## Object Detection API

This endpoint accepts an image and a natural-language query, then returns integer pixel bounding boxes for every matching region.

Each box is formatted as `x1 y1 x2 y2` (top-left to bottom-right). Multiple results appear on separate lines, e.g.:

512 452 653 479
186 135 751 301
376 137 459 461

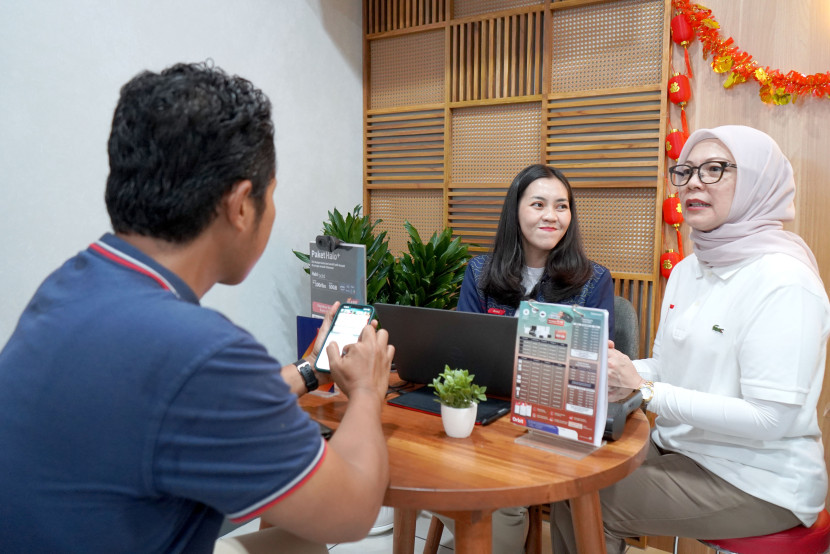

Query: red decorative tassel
675 227 684 258
680 107 689 137
684 47 693 78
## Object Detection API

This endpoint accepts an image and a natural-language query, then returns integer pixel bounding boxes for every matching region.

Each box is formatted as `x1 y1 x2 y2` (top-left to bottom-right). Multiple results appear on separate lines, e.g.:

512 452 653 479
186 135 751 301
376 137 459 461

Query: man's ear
222 180 254 231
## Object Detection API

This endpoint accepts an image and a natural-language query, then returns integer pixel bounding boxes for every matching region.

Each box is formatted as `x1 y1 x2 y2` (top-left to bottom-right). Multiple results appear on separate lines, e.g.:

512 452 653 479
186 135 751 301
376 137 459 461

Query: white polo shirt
634 252 830 526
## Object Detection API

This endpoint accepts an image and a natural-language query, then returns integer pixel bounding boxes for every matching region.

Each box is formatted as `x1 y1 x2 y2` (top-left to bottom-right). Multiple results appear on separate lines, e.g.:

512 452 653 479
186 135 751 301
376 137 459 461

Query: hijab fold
677 125 819 277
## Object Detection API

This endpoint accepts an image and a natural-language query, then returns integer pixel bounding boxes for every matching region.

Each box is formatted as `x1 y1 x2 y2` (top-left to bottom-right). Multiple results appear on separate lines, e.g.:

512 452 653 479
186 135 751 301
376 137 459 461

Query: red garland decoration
672 0 830 104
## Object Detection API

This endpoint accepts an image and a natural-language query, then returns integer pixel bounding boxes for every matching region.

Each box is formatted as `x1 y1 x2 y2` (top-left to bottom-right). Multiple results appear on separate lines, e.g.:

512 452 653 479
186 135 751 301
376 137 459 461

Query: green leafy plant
294 207 472 308
428 365 487 409
390 221 471 309
293 205 395 304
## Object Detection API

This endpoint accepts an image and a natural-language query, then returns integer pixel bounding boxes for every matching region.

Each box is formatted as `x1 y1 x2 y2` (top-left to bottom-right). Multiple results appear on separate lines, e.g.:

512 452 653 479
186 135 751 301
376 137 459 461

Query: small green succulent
429 365 487 409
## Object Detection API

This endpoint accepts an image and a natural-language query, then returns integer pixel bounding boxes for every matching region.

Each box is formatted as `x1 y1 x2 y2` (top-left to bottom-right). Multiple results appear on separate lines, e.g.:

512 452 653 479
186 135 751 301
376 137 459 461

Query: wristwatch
295 358 318 392
638 380 655 407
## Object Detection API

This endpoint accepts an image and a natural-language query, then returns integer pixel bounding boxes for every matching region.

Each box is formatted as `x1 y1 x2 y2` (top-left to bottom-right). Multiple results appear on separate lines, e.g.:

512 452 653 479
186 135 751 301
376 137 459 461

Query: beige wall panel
550 0 665 93
670 0 830 510
370 189 445 255
450 102 543 182
370 30 445 109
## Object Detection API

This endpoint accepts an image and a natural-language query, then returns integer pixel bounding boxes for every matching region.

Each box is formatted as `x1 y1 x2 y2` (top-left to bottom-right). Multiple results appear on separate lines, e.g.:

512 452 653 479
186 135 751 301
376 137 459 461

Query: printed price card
510 301 608 447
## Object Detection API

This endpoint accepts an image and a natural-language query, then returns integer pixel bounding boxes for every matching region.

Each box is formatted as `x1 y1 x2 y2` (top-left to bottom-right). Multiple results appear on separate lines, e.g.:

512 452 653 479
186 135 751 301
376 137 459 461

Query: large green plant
292 206 395 304
390 221 471 309
294 207 472 309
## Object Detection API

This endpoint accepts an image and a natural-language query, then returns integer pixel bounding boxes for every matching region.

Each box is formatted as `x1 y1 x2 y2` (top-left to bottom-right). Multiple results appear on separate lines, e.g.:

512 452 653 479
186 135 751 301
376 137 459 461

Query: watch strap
638 380 655 406
295 358 318 392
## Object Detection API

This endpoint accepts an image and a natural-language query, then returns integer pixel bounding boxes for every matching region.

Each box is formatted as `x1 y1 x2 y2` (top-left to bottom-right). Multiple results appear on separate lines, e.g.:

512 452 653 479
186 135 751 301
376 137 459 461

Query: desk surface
300 378 650 553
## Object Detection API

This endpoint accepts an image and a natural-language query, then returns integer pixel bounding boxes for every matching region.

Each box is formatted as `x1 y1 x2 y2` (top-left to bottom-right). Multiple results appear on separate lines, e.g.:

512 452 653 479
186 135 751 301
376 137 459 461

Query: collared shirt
634 252 830 526
0 233 325 552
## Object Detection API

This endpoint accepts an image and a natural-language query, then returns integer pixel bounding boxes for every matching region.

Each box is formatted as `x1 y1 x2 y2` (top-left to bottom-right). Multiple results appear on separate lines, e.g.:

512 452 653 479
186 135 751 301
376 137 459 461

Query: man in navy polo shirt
0 62 394 553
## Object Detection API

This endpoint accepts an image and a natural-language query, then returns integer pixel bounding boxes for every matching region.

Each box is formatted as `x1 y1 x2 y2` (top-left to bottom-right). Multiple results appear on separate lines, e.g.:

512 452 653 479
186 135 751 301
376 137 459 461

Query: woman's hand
607 340 645 389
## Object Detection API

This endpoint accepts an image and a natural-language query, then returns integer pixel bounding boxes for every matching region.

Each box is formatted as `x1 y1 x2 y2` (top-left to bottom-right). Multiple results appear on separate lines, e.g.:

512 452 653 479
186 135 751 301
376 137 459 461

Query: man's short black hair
105 61 276 243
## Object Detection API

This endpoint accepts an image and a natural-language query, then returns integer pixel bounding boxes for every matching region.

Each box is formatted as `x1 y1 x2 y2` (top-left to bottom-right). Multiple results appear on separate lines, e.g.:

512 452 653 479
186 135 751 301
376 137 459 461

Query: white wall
0 0 364 364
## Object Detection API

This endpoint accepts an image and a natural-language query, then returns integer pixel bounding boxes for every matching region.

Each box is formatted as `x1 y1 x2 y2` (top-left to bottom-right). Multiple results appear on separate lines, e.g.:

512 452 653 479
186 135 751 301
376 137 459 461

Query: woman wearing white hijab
550 125 830 554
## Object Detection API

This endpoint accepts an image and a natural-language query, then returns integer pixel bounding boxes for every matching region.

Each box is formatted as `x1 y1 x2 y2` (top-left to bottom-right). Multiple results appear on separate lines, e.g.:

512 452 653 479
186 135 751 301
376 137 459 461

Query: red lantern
668 73 692 135
665 129 686 161
662 193 685 258
662 194 683 226
668 73 691 105
671 13 695 77
660 249 682 279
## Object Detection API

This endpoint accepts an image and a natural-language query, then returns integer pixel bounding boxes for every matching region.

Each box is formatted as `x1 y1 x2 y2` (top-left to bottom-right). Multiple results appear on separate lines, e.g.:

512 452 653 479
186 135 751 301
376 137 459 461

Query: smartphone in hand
314 304 375 372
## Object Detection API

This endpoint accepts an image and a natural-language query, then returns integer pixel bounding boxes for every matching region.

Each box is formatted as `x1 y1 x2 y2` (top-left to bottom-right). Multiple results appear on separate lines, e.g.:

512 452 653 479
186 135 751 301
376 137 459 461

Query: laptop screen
373 303 518 398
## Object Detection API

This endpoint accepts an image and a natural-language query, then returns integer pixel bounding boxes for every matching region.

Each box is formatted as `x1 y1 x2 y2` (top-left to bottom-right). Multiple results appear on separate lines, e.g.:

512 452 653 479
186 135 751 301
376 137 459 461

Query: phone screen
315 304 375 372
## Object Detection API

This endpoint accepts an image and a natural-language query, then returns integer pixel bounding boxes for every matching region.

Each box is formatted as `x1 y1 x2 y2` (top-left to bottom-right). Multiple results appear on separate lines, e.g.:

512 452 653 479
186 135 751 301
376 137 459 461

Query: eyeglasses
669 161 737 187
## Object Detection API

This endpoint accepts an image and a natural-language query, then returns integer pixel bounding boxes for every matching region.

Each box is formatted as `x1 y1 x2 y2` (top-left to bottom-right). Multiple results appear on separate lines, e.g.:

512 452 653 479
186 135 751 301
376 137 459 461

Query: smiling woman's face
678 139 737 232
518 177 571 267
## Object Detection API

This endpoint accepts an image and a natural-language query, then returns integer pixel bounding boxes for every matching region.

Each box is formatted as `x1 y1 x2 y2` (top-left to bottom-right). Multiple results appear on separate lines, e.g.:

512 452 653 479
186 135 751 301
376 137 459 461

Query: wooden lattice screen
364 0 671 357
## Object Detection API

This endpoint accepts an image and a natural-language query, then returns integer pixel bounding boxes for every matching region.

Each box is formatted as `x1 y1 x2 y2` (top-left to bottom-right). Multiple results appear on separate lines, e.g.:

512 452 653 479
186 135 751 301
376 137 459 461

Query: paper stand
310 384 340 398
515 429 602 460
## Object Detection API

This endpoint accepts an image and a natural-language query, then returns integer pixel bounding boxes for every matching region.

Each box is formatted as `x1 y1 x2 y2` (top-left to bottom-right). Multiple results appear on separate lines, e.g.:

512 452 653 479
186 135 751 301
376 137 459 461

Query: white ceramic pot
440 402 478 438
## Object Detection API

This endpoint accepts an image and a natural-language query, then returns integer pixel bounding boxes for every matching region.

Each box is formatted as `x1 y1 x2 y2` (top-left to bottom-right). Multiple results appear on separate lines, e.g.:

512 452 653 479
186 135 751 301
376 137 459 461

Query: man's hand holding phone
329 323 393 404
308 302 393 403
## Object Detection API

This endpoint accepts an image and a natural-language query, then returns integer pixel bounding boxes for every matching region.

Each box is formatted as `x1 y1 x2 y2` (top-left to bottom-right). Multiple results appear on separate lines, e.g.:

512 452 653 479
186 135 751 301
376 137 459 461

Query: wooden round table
301 385 650 554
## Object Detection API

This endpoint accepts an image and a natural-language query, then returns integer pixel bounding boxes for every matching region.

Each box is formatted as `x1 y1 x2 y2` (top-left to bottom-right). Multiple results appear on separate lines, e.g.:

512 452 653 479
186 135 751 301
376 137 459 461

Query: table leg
440 510 493 554
570 492 606 554
392 508 418 554
525 504 543 554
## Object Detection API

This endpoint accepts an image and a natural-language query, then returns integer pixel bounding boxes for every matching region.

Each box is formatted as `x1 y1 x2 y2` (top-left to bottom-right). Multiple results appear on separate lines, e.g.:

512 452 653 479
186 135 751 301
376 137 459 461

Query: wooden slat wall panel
450 10 544 102
449 102 543 253
575 188 655 276
579 185 656 355
613 277 654 358
364 0 671 359
546 89 663 186
366 0 446 34
454 0 542 19
366 109 445 188
448 185 508 253
550 0 665 93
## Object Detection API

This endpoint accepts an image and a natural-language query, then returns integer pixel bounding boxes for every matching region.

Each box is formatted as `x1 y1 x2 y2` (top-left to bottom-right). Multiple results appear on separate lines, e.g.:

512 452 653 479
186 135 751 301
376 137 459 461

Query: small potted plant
429 365 487 438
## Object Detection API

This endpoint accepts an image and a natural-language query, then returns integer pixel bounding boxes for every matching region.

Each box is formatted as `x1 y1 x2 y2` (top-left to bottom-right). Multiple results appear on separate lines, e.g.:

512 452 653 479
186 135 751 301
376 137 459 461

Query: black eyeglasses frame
669 161 737 187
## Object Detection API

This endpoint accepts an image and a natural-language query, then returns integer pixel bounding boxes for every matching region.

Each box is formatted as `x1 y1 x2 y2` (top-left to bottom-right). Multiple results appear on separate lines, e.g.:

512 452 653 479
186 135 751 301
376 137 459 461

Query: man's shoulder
31 249 254 364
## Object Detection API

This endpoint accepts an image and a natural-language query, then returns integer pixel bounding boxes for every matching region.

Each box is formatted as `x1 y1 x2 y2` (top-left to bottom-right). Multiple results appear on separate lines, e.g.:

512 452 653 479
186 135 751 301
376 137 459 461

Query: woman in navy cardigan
451 163 615 553
457 163 614 335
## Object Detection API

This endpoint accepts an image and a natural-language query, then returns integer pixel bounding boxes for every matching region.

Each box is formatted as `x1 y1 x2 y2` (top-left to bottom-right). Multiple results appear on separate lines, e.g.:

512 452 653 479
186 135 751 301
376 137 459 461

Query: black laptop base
387 387 511 426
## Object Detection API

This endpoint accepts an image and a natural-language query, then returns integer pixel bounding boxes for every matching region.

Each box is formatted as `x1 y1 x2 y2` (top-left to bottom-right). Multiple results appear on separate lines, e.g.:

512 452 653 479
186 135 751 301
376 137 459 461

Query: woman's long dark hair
480 164 593 307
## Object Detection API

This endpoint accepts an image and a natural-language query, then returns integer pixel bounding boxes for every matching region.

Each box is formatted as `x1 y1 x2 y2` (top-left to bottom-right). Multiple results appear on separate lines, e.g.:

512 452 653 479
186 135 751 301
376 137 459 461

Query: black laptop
374 303 518 398
374 303 640 437
374 303 517 424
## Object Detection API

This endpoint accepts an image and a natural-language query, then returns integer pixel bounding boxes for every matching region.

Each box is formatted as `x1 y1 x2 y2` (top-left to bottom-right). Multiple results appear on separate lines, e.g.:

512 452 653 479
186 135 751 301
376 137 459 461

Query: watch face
639 383 653 403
